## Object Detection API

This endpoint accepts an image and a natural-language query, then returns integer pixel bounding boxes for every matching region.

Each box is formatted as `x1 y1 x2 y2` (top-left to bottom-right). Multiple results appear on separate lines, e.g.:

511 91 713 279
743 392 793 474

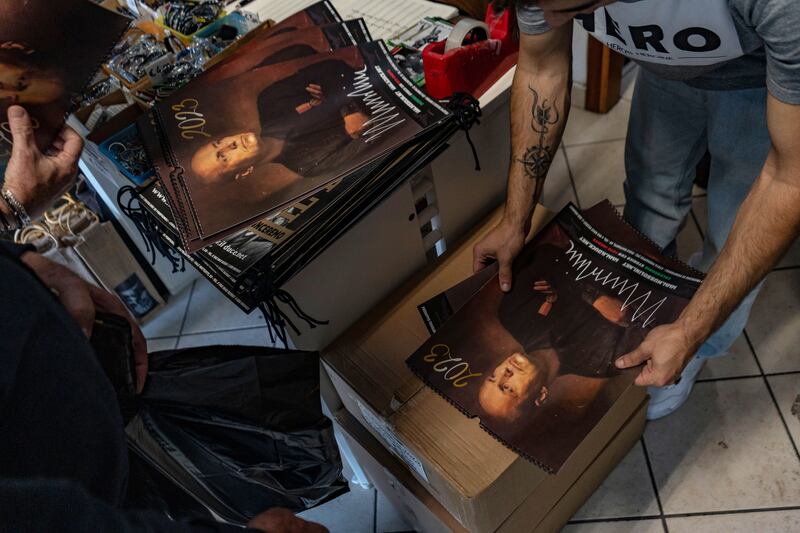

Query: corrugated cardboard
498 401 646 532
321 205 647 532
335 407 466 533
335 399 647 533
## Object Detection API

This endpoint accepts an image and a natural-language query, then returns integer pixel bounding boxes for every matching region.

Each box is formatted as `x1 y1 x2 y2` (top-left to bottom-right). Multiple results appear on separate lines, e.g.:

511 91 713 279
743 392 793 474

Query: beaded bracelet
1 188 31 228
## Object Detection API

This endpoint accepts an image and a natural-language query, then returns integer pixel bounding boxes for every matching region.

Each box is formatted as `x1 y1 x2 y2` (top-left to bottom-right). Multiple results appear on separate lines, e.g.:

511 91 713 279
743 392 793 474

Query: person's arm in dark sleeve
0 240 33 259
0 479 254 533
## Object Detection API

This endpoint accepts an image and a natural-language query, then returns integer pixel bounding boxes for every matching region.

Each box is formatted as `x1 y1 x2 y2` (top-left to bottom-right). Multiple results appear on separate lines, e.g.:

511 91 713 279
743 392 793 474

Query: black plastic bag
122 345 348 525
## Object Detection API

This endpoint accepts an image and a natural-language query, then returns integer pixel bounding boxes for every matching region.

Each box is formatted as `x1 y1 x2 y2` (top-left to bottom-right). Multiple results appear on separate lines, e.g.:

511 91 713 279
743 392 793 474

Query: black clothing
256 59 358 176
498 244 643 378
255 44 318 68
0 241 243 532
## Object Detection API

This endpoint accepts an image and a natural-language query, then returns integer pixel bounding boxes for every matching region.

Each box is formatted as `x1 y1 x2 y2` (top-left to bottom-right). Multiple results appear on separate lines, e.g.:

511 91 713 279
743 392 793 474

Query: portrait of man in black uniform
172 49 375 236
191 59 370 185
407 205 693 471
478 237 646 423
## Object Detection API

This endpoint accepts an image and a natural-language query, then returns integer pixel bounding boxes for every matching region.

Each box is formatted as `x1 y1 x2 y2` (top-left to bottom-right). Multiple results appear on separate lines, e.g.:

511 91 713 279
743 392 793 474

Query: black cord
446 93 483 171
117 186 186 273
254 262 329 347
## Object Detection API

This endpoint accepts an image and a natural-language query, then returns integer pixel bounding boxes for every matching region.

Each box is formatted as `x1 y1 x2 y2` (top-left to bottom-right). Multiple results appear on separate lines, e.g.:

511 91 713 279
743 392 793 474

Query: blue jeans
623 68 770 359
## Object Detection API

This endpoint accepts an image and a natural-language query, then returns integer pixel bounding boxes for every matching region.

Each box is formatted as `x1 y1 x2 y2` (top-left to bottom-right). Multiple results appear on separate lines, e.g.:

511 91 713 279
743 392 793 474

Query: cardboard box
321 206 647 532
335 400 647 533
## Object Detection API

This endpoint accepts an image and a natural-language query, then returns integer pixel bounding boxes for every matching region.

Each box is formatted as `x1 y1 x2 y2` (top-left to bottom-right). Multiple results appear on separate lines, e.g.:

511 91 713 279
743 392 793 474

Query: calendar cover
408 202 704 473
0 0 129 166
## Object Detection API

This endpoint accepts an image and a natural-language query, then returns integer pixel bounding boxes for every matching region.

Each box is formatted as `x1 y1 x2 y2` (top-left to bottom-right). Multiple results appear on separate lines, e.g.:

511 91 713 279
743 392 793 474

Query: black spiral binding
254 265 329 348
117 186 185 273
149 106 198 239
447 93 483 171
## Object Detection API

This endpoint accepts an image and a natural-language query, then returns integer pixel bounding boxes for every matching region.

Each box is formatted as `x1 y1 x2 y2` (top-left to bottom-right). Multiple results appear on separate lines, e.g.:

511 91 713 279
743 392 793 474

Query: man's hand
20 252 148 392
306 83 324 106
474 29 572 293
3 105 83 218
614 321 702 387
248 508 328 533
593 295 628 325
533 280 557 301
473 220 527 292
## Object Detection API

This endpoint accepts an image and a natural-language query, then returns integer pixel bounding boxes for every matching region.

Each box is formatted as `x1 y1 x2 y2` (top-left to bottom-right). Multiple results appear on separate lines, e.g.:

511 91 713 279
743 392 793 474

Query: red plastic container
422 3 518 99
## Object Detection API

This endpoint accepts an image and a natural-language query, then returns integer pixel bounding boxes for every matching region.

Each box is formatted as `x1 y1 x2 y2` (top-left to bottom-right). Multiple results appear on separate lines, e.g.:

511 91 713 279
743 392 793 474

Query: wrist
500 207 531 234
1 186 32 227
675 315 710 353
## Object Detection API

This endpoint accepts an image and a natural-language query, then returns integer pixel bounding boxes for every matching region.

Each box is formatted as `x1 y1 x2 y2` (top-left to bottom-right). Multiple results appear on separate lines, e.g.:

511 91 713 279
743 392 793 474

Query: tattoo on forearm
517 86 560 197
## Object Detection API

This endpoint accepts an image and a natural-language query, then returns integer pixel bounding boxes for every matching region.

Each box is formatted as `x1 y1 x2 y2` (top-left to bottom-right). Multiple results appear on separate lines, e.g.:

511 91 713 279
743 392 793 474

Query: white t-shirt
516 0 800 103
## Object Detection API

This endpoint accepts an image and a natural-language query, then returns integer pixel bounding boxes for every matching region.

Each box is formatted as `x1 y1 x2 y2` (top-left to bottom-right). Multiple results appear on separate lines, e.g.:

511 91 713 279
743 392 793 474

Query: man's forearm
502 27 572 230
503 64 571 228
677 150 800 344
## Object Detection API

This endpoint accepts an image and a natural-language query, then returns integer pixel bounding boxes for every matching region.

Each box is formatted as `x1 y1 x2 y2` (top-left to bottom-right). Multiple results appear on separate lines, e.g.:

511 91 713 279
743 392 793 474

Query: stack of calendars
129 1 477 335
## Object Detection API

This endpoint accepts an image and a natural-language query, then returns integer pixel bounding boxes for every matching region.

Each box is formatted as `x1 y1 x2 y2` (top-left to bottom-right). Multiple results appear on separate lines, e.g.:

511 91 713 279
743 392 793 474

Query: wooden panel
585 38 624 114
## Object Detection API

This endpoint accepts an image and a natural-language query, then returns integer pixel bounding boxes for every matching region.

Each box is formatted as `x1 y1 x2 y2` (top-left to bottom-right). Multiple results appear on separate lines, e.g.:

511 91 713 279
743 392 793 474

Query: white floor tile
176 327 272 349
667 510 800 532
644 378 800 514
146 336 177 352
376 491 411 532
675 216 703 264
691 196 707 236
540 147 578 212
776 236 800 269
563 519 664 533
566 140 627 207
746 271 800 374
141 281 193 339
563 100 631 147
181 278 265 334
572 441 660 520
692 184 707 197
622 72 637 102
298 485 375 533
766 373 800 450
698 336 760 380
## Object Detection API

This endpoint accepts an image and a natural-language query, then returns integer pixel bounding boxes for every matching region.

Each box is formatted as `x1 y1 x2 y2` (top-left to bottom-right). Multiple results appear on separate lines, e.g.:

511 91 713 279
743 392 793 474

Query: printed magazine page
407 202 703 472
141 40 451 251
0 0 129 166
202 20 371 85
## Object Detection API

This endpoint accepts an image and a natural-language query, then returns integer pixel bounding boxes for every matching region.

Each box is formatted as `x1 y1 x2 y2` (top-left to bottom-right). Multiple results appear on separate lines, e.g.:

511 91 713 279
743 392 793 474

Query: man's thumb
8 106 36 153
498 260 513 293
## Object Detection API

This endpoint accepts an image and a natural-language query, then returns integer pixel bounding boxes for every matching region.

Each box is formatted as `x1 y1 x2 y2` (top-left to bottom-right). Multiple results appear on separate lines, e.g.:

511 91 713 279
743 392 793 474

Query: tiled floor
145 75 800 532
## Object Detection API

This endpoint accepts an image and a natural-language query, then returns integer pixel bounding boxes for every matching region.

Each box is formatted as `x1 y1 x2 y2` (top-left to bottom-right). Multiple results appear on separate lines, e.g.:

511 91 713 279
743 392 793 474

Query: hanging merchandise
100 124 156 185
13 194 101 284
161 1 225 42
107 33 172 86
